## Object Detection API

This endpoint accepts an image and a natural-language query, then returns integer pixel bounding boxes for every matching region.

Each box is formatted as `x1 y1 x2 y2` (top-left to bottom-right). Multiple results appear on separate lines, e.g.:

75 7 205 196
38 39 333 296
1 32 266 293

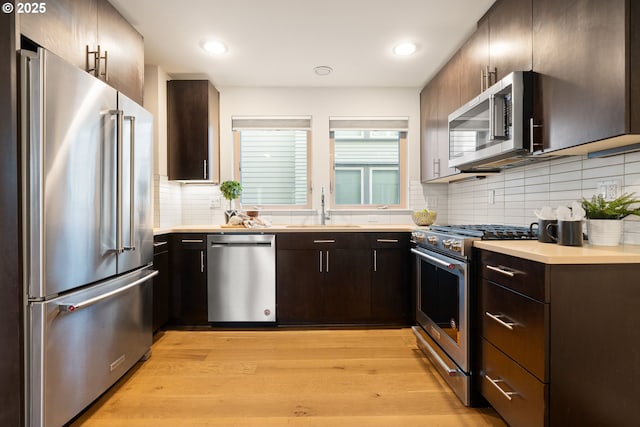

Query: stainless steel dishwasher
207 234 276 322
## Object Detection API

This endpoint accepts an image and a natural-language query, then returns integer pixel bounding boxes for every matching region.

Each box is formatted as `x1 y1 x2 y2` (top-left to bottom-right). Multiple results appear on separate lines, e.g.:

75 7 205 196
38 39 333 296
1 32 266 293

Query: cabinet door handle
486 264 516 277
326 250 329 273
153 241 168 247
485 375 517 401
200 250 204 273
319 250 323 273
373 249 377 272
485 311 516 330
529 117 544 153
203 159 207 180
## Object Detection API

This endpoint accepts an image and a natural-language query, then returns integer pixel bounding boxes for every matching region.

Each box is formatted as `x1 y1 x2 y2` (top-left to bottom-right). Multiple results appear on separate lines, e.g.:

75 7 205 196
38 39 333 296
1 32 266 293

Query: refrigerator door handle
110 108 125 254
123 115 136 251
58 270 158 313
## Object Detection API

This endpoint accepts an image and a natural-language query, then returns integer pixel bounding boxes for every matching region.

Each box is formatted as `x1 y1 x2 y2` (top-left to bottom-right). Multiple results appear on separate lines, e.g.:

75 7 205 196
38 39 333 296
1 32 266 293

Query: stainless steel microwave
448 71 534 171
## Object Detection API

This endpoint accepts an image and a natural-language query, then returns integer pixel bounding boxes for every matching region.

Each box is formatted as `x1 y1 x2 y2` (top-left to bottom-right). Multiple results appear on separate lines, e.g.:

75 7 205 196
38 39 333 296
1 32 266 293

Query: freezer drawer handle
58 270 158 313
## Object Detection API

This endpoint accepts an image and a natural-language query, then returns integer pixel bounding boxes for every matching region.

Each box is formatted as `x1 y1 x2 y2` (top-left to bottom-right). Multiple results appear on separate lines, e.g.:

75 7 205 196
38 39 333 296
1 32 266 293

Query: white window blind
233 117 311 207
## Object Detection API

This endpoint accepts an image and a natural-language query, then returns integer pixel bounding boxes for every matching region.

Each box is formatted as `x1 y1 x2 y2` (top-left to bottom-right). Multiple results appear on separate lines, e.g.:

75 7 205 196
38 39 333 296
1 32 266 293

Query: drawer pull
182 239 204 243
313 239 336 244
485 375 517 401
485 311 516 330
486 264 516 277
153 241 168 247
376 239 399 243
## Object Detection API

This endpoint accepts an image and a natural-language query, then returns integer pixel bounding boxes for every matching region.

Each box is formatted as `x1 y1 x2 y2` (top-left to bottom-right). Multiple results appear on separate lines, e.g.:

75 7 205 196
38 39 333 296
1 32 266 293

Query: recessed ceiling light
393 42 417 56
202 40 227 55
313 65 333 76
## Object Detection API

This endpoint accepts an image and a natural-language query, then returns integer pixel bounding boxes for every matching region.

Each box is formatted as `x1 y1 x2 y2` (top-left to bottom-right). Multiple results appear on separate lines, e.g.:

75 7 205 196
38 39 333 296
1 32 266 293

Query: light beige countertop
154 224 414 235
474 240 640 264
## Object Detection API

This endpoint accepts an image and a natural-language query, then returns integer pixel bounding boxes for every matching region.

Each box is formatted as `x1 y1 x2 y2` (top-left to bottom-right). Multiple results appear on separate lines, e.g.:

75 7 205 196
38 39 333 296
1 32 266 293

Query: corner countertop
154 224 414 235
474 240 640 264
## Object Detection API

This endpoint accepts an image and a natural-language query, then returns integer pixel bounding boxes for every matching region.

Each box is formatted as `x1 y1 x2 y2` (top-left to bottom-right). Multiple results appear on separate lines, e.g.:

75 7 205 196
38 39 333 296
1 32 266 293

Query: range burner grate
430 224 537 240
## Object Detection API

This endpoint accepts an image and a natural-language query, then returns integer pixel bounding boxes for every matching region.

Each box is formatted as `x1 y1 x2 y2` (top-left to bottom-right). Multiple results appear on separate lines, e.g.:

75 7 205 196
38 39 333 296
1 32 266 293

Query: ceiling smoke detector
313 66 333 76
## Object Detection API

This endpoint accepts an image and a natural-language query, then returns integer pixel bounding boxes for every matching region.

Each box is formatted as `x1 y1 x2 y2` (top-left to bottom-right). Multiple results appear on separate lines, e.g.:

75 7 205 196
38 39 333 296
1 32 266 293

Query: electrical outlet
488 189 495 205
597 180 621 200
606 181 619 200
210 196 221 209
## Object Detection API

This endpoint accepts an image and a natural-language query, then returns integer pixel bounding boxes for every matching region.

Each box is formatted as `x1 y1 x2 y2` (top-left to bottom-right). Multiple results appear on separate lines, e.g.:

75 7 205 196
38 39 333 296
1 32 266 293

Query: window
233 117 311 208
330 117 407 208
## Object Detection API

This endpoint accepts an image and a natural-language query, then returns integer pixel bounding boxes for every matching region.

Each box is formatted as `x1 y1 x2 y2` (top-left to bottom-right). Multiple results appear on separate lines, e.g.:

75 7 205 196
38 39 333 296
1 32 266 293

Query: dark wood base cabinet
152 234 170 332
276 232 410 326
170 234 208 326
478 249 640 427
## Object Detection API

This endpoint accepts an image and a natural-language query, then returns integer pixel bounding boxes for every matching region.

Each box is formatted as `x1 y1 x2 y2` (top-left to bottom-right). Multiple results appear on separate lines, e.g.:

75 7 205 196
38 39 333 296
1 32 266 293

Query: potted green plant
581 192 640 246
220 180 243 223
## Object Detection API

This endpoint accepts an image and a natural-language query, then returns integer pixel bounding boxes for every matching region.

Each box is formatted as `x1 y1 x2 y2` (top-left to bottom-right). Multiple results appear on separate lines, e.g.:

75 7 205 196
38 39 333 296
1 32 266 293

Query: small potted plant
219 180 243 223
581 192 640 246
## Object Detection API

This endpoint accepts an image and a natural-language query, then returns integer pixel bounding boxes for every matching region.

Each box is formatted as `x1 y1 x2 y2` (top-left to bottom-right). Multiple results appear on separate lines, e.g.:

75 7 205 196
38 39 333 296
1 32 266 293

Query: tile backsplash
155 151 640 244
447 151 640 244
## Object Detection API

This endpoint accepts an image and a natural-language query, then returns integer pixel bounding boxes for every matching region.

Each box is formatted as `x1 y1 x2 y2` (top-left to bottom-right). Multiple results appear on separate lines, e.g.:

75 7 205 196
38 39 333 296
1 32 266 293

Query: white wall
176 86 445 226
145 65 182 228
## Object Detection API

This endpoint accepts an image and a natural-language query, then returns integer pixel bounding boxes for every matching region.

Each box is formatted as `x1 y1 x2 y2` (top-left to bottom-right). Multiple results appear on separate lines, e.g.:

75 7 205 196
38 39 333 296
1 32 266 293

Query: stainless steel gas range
410 225 536 406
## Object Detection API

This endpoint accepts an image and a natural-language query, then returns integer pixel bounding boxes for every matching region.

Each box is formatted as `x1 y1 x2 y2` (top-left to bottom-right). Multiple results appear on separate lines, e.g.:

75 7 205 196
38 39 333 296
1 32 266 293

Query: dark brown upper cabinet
96 0 144 104
533 0 640 154
488 0 533 82
422 57 461 183
459 0 532 106
20 0 144 104
459 18 489 105
167 80 220 182
20 0 98 72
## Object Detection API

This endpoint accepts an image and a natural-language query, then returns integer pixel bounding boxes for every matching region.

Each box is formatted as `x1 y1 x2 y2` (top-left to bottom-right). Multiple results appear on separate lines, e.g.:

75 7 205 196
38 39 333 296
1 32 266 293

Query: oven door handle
411 248 456 270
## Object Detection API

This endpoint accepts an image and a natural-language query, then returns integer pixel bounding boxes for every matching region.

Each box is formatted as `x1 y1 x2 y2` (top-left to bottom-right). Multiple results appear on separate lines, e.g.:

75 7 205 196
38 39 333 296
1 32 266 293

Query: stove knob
443 239 452 249
451 241 462 252
427 236 438 245
411 232 425 242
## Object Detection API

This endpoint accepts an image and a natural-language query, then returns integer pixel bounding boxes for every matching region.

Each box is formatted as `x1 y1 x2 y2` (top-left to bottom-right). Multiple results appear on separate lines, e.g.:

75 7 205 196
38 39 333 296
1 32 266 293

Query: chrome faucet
320 187 330 225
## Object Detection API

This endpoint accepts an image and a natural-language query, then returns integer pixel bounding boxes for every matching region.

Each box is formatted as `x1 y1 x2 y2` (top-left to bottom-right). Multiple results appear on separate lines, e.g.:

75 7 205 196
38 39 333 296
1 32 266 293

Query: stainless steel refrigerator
21 47 157 427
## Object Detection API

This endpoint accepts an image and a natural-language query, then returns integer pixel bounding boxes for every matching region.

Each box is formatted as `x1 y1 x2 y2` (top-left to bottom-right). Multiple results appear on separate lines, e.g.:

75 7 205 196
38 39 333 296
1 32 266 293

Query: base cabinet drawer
481 338 546 427
482 279 546 381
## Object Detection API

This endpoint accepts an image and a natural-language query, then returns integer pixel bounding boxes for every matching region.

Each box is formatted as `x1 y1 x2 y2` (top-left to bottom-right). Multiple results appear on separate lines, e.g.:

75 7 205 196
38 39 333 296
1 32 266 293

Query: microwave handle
489 94 495 140
490 93 507 141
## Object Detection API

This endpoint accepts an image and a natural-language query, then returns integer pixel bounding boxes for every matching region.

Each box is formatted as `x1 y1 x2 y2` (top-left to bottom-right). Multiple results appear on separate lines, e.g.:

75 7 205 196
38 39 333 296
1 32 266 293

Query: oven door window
419 260 462 345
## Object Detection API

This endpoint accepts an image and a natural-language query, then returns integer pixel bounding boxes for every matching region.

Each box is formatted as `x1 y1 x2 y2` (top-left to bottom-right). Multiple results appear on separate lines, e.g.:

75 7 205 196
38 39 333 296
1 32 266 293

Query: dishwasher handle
209 242 273 247
207 235 275 246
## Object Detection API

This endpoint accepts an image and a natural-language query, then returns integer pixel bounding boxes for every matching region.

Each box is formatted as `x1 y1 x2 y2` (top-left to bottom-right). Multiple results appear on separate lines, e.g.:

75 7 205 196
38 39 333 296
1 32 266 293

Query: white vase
587 219 623 246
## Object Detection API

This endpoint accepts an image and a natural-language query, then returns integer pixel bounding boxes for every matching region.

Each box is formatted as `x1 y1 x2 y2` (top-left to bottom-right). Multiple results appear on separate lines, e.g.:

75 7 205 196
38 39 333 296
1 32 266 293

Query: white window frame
329 117 408 209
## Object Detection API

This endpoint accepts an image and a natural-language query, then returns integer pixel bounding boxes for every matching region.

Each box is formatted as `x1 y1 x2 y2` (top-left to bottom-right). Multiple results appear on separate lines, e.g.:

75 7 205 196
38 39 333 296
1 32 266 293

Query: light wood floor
70 328 507 427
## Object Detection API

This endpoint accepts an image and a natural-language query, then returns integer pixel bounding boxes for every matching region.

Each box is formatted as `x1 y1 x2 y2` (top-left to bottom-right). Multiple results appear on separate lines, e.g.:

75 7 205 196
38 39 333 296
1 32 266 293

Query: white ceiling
109 0 495 88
